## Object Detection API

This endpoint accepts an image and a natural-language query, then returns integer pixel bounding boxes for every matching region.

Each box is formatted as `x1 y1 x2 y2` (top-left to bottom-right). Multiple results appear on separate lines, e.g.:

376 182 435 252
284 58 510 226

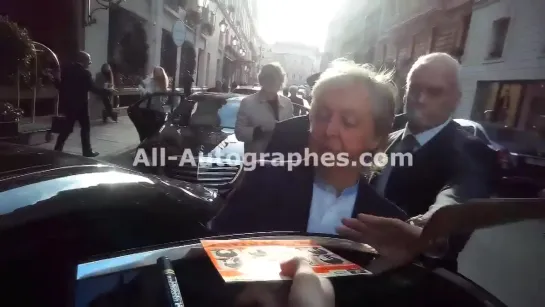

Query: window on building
488 17 510 59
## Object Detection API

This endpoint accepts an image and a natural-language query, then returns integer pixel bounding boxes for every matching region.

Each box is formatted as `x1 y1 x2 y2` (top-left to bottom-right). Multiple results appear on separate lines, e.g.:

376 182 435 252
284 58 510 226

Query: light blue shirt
376 119 451 196
306 178 359 235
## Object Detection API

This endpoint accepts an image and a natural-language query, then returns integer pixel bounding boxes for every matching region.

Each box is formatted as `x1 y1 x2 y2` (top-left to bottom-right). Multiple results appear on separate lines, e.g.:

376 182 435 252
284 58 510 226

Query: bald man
54 51 111 157
370 53 494 272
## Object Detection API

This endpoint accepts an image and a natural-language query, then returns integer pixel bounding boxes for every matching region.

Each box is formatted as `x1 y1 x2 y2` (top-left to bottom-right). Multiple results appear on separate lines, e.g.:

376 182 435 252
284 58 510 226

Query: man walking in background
54 51 112 157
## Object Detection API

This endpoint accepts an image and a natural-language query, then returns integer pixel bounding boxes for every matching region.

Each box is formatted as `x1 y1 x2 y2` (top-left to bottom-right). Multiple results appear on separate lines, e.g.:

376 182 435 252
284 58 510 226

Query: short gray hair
311 58 397 139
258 62 286 86
406 52 461 91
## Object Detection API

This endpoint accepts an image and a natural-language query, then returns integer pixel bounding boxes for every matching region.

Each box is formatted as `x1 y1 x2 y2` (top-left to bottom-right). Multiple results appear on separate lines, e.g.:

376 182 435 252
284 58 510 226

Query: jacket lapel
283 165 315 231
368 130 404 184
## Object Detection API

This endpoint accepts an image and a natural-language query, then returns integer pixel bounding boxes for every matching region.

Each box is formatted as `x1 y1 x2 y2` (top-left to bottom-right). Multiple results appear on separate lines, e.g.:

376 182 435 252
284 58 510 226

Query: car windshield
189 96 241 129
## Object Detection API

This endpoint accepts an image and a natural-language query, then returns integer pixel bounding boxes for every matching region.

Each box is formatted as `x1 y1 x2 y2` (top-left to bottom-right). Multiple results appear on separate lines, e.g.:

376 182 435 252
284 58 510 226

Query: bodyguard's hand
336 214 423 265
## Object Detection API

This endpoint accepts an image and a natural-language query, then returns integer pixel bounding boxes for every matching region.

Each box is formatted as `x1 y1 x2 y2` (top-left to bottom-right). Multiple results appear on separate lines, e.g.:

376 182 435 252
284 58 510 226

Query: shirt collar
258 91 278 103
403 118 451 147
314 176 359 196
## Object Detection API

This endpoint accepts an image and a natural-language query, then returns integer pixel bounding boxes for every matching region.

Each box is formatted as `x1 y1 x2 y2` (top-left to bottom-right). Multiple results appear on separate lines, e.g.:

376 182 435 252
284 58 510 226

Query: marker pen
157 256 185 307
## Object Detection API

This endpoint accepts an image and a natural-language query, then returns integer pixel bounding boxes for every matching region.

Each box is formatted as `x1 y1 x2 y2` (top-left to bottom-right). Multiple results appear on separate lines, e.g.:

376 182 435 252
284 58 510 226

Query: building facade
262 42 320 86
326 0 473 112
83 0 259 88
458 0 545 135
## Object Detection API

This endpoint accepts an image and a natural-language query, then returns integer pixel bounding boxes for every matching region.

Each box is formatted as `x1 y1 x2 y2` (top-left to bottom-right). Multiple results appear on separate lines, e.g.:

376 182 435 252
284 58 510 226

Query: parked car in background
134 92 245 195
232 85 261 95
454 119 545 197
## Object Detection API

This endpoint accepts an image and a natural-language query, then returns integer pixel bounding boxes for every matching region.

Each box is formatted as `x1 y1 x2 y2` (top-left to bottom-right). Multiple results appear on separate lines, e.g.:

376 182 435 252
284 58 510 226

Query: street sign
172 20 186 47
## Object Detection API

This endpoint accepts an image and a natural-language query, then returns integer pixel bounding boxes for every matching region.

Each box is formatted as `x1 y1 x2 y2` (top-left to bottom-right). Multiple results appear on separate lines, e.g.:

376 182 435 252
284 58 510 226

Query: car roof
0 142 104 180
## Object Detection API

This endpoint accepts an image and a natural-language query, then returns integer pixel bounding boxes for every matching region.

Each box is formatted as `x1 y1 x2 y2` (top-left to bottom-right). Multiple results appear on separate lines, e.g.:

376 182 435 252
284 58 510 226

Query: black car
0 142 223 305
130 92 246 195
0 144 513 307
455 119 545 197
73 233 508 307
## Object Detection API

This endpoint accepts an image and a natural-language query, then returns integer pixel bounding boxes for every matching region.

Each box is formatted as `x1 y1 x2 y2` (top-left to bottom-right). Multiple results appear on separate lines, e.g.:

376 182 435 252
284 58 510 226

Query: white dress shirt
306 179 359 235
376 119 452 196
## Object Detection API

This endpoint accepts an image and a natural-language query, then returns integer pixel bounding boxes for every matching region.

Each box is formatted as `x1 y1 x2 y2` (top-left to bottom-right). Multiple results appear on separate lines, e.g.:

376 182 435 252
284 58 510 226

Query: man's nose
325 117 341 136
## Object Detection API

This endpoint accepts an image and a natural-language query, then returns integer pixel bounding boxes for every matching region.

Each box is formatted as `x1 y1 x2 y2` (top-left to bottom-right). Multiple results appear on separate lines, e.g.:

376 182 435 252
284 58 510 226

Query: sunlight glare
257 0 346 51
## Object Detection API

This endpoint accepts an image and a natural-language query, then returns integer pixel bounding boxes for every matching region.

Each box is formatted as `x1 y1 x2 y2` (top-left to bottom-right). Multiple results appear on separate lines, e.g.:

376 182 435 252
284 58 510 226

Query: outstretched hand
336 214 423 265
236 258 334 307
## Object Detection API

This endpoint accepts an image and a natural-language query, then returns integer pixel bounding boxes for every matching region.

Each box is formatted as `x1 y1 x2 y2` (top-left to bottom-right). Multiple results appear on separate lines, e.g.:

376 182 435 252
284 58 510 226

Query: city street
36 116 140 161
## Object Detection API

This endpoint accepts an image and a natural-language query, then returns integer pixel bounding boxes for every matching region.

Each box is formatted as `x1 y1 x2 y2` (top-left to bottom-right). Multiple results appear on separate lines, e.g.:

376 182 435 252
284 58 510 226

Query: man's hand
281 258 334 307
336 214 423 266
236 258 334 307
407 214 428 227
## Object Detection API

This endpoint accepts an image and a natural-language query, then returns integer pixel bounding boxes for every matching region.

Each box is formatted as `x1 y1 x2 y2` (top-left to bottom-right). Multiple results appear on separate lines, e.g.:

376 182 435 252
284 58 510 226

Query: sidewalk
36 116 140 159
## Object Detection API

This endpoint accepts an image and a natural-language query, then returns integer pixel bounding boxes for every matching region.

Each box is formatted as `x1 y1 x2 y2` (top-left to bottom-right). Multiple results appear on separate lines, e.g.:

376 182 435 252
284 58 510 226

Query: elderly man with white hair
212 59 408 235
340 52 493 272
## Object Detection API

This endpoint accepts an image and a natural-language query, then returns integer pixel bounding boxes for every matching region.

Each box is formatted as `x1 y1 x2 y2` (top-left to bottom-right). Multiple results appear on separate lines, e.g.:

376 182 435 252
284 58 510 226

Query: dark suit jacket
58 63 107 114
371 121 493 268
212 163 408 235
392 113 408 131
371 121 492 217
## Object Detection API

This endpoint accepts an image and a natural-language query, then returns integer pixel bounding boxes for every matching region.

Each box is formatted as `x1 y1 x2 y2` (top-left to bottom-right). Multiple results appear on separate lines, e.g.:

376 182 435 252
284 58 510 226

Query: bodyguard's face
405 63 459 130
310 85 379 160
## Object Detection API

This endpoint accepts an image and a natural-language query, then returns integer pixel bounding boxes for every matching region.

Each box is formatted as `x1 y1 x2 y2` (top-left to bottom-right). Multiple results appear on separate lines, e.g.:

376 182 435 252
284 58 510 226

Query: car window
217 98 241 129
481 123 544 153
189 97 241 129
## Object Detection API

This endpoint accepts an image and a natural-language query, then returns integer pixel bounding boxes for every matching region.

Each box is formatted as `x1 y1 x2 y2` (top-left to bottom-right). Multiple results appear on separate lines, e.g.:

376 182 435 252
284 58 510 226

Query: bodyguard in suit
371 53 493 271
212 60 407 235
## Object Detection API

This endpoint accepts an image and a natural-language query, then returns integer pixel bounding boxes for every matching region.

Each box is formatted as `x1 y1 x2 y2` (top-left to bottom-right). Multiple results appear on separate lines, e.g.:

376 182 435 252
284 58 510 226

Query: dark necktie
394 134 419 154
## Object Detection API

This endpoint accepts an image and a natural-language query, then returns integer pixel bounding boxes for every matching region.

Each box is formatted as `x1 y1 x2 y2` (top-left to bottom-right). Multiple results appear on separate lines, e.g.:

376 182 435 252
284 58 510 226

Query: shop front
471 80 545 134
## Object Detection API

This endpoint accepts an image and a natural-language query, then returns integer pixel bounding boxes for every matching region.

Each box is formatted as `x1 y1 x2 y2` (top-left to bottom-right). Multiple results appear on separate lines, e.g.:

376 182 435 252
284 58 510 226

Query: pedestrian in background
54 51 112 157
138 66 170 113
95 63 118 123
234 62 293 154
288 85 305 116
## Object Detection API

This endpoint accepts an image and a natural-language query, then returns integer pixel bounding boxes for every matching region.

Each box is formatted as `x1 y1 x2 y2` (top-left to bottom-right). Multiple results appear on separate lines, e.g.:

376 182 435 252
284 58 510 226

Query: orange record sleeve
201 239 371 282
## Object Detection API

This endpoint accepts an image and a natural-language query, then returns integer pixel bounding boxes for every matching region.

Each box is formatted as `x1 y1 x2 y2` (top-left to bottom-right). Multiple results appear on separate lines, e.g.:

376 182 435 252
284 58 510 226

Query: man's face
261 74 283 94
310 84 379 160
404 62 459 130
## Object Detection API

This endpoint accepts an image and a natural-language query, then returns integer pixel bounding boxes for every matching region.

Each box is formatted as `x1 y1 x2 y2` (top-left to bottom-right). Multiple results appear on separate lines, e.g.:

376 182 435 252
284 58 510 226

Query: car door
128 94 174 142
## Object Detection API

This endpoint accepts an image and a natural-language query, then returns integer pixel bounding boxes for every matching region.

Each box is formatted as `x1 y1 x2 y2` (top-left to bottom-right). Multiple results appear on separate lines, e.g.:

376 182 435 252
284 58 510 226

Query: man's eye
342 116 358 128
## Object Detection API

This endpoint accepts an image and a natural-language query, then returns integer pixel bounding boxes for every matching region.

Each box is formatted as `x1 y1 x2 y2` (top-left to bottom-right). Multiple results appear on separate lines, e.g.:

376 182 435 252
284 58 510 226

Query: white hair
406 52 461 91
311 58 397 138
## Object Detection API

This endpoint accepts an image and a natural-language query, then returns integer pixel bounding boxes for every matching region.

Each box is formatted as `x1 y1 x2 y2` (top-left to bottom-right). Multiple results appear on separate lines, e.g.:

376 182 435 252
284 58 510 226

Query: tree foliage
0 15 35 86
